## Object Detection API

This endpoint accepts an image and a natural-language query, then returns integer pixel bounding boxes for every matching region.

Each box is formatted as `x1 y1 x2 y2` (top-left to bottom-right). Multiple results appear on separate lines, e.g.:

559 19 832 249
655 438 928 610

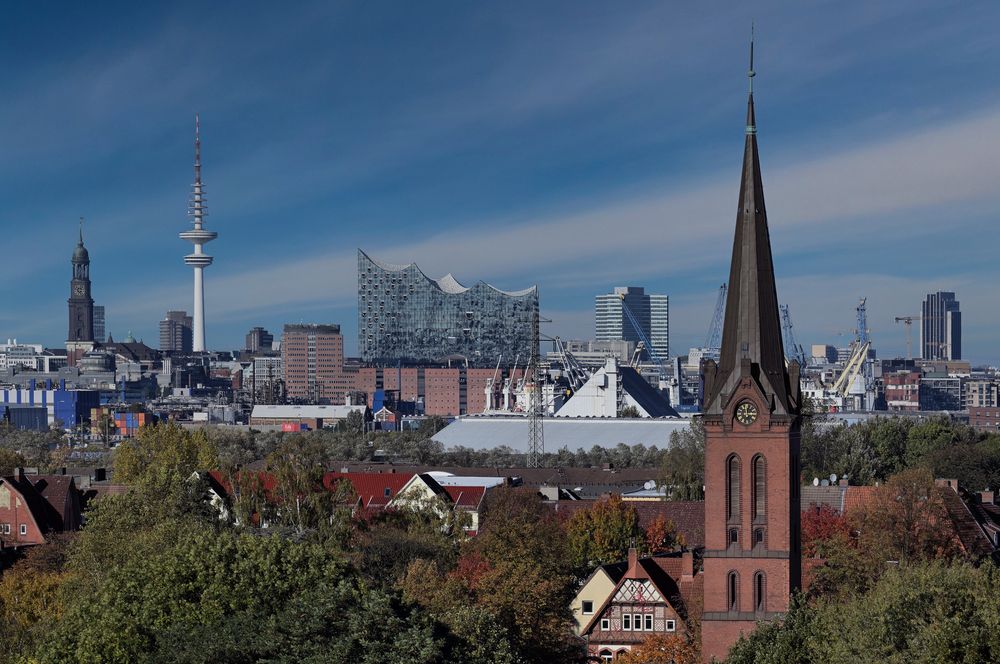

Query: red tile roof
323 472 414 508
442 485 486 509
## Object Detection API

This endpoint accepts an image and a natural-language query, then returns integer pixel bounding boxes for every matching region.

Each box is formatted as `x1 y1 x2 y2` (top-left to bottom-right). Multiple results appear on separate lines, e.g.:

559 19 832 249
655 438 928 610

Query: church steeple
703 37 797 417
699 36 802 662
68 218 95 346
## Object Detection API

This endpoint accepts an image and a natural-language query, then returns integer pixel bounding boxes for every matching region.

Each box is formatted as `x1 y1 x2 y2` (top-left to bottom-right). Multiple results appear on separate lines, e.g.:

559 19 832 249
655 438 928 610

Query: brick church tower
699 44 802 662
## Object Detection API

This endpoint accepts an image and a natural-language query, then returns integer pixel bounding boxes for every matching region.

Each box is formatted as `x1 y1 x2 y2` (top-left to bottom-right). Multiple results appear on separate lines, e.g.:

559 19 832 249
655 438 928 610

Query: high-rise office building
160 311 193 353
357 250 538 366
282 323 349 404
595 287 669 361
245 327 274 353
93 305 106 343
920 291 961 360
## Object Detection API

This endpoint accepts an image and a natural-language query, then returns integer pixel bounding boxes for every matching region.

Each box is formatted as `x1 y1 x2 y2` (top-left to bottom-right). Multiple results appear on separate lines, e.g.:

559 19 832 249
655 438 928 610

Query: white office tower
179 115 217 352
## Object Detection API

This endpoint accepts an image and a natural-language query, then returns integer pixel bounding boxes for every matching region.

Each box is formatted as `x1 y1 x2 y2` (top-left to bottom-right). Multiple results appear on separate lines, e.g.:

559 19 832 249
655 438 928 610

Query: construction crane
704 284 727 354
618 293 669 379
779 304 808 367
894 315 921 360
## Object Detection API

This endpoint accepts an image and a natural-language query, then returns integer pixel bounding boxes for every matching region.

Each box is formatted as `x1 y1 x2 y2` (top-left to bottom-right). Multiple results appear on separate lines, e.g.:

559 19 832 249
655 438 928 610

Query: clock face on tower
73 284 86 296
735 400 758 426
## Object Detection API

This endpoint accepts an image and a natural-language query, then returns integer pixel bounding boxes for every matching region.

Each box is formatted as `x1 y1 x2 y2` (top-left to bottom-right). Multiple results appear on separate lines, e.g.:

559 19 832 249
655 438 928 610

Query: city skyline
2 2 1000 362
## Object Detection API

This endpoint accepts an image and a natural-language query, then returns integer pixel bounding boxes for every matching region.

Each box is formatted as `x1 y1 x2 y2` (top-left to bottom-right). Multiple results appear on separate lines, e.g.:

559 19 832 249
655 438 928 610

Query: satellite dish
830 474 838 484
812 477 819 487
644 480 656 490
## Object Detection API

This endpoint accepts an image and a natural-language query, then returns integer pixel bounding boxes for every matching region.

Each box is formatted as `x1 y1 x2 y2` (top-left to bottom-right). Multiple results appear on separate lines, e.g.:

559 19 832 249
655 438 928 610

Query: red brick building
424 368 460 416
698 69 802 662
282 324 349 404
464 368 496 415
970 406 1000 432
0 470 82 551
884 370 921 412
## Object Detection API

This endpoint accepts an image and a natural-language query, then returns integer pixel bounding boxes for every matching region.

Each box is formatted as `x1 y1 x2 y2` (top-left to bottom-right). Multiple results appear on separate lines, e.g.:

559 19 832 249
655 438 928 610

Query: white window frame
633 613 642 631
19 524 27 536
644 614 653 631
600 618 610 631
622 614 631 630
1 523 9 534
582 600 594 615
666 619 676 632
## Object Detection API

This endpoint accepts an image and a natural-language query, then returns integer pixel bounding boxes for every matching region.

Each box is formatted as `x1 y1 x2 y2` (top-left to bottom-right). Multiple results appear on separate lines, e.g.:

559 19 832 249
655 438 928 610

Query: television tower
179 115 217 352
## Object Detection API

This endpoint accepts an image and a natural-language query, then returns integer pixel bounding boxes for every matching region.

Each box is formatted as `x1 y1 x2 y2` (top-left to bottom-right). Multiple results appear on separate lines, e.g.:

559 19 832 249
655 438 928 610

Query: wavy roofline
359 249 537 298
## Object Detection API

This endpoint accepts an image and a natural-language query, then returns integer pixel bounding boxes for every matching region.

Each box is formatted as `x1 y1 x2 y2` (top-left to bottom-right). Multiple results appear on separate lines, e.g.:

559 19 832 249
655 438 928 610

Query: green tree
659 420 705 499
566 494 643 574
0 448 26 475
112 421 218 488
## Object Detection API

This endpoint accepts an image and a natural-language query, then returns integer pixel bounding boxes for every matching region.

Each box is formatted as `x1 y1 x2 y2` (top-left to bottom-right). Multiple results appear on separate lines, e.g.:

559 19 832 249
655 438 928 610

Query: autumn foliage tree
617 633 700 664
566 494 643 574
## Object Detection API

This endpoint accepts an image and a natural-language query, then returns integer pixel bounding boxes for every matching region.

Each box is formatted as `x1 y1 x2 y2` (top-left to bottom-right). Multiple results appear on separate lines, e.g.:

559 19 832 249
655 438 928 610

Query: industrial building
0 381 100 428
432 416 689 451
595 287 669 361
555 358 678 418
357 249 538 367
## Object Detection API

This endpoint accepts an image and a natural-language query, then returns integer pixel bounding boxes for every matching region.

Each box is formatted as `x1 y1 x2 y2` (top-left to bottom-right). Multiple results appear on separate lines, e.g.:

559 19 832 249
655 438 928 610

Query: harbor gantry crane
893 315 922 360
704 284 727 356
832 297 876 409
779 304 808 367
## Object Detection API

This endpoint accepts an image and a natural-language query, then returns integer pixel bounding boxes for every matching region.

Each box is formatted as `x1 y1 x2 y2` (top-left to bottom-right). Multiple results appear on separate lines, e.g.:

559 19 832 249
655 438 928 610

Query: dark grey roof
620 367 679 418
703 91 796 417
432 416 690 451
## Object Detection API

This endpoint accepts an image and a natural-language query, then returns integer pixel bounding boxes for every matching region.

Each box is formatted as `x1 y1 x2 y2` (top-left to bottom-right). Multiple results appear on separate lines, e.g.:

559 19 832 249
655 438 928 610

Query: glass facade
595 287 669 361
358 250 538 367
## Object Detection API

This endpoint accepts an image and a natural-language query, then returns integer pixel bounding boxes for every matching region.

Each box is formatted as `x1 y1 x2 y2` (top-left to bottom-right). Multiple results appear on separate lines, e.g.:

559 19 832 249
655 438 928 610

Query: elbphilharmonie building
358 250 538 367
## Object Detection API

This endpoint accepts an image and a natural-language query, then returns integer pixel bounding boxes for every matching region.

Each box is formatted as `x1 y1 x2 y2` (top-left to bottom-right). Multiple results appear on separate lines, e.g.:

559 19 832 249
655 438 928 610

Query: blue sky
2 1 999 364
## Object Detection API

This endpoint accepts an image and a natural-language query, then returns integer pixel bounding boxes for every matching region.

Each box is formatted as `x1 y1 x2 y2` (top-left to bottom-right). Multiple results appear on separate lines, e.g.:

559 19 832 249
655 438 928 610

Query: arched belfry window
754 572 766 613
728 571 739 612
752 455 766 521
727 454 741 523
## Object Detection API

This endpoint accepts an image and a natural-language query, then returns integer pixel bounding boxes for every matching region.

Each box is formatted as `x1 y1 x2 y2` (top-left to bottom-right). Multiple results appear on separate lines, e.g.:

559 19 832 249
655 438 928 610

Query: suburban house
203 469 497 534
391 472 500 534
574 548 700 661
0 469 83 552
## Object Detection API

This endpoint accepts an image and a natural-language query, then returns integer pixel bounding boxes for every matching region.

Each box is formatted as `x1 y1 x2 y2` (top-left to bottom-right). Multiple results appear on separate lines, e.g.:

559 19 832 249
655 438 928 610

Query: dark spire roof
703 43 797 417
72 217 89 263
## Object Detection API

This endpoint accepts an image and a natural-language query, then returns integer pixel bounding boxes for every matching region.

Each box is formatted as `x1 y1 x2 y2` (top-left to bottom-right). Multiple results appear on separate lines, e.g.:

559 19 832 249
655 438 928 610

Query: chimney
838 478 849 488
627 547 638 569
681 551 694 579
980 491 994 505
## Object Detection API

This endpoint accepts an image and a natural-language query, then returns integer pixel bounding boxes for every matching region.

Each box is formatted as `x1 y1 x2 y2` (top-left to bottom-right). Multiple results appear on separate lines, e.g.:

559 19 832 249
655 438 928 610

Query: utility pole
526 298 544 468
